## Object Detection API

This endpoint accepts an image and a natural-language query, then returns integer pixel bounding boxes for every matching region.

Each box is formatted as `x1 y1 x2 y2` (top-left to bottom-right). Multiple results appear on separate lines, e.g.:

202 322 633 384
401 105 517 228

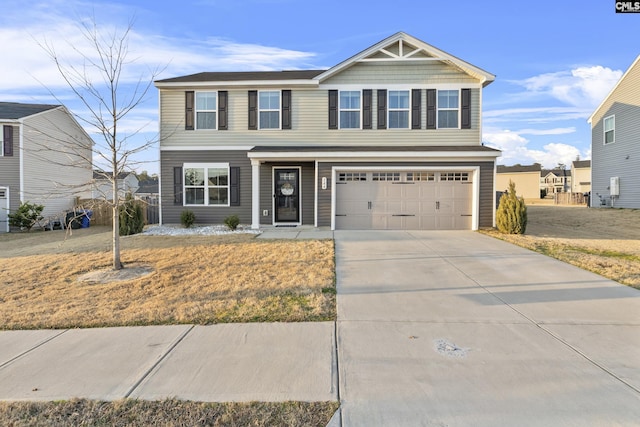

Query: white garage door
335 171 473 230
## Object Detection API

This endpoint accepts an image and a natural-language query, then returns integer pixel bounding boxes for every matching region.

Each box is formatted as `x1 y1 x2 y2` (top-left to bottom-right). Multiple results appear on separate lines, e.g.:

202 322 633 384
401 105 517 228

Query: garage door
335 171 473 230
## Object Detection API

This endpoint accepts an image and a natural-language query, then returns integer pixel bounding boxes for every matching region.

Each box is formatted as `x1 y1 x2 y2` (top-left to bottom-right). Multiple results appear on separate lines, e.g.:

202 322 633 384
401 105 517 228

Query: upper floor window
388 90 410 129
196 92 217 130
438 90 459 128
259 91 281 129
183 163 229 206
604 115 615 144
340 91 361 129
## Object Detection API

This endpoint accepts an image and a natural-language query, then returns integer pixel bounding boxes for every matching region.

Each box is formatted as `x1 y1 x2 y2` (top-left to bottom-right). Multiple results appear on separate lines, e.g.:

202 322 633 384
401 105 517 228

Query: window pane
604 116 614 132
340 111 360 128
340 91 360 109
259 91 280 110
605 130 614 144
389 91 409 109
438 111 458 128
389 111 409 128
208 168 228 186
196 92 216 110
184 168 205 186
208 188 228 205
260 111 280 129
197 112 216 129
438 90 458 108
185 188 205 205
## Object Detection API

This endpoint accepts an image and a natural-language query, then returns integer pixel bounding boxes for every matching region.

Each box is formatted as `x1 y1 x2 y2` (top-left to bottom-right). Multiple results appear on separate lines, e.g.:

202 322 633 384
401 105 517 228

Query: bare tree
39 17 161 270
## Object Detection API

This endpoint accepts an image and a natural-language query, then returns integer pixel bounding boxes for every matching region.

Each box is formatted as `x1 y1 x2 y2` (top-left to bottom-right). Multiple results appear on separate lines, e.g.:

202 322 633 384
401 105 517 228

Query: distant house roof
93 170 136 180
137 179 159 194
572 160 591 169
542 169 570 177
496 164 541 173
156 70 325 84
0 102 59 120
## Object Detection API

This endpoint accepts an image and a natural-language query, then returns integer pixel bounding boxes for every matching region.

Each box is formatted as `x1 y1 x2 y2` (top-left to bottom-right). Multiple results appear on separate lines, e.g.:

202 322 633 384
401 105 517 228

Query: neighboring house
496 164 541 200
588 55 640 208
90 170 139 200
540 169 571 195
155 32 501 230
571 160 591 194
0 102 93 232
135 176 159 202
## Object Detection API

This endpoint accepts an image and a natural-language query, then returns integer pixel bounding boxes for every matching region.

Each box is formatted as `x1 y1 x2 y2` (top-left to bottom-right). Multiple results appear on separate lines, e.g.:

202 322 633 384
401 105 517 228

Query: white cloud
514 66 623 108
483 106 593 124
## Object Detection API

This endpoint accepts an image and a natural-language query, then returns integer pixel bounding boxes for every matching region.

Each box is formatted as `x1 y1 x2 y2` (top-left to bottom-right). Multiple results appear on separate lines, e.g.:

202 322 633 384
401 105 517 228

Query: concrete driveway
335 230 640 427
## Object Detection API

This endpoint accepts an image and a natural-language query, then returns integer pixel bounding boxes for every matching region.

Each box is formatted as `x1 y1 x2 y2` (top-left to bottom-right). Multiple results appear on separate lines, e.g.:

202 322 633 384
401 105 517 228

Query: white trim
319 83 480 90
0 186 9 233
158 92 163 225
161 145 255 151
251 160 260 229
330 165 480 231
603 114 615 145
194 91 218 130
258 90 282 130
182 163 230 207
248 150 500 161
338 90 363 130
314 160 319 227
19 121 24 204
588 54 640 124
437 89 461 130
155 80 319 88
388 89 411 129
272 166 302 226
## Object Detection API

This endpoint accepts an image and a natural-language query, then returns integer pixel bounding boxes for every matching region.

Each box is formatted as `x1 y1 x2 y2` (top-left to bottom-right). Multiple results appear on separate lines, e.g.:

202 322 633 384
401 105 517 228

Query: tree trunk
112 177 122 270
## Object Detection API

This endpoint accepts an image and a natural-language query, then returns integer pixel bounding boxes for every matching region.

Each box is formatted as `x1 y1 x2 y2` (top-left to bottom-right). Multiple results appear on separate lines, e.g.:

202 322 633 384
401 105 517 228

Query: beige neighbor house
588 55 640 208
0 102 93 232
496 164 541 200
571 160 591 194
540 169 571 196
155 32 501 230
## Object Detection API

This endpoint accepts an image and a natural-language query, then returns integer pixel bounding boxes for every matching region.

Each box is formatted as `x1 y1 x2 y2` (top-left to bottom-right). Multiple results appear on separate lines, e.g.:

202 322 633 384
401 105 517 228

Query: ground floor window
183 163 229 206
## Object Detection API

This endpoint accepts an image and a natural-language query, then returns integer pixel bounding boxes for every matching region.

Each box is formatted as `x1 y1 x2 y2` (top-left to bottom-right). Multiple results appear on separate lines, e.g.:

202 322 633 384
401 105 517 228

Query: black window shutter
363 89 372 129
281 90 291 129
411 89 422 129
230 166 240 206
248 91 257 130
185 91 194 130
328 90 338 129
426 89 436 129
377 89 387 129
218 91 228 130
461 89 471 129
3 125 13 156
173 166 183 205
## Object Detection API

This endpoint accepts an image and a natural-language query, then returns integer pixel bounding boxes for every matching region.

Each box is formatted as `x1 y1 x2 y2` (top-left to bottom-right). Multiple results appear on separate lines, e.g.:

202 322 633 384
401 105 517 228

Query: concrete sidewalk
335 230 640 427
0 322 337 403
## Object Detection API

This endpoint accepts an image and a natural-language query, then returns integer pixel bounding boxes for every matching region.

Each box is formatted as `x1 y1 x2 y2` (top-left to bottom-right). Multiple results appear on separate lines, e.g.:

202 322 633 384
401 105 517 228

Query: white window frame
0 126 3 156
437 89 460 129
183 163 230 207
258 90 281 130
339 90 362 129
388 90 410 129
195 91 217 130
604 115 615 145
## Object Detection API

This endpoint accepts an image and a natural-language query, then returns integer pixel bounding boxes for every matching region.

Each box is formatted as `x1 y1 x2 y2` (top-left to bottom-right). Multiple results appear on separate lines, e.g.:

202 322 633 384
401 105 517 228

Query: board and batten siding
0 124 20 219
159 86 481 149
316 161 495 228
21 109 93 218
160 150 252 224
259 162 315 226
591 102 640 208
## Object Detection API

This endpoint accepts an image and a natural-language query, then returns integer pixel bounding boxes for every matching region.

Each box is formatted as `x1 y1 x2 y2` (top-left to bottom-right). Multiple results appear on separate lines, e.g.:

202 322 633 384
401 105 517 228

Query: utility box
610 177 620 196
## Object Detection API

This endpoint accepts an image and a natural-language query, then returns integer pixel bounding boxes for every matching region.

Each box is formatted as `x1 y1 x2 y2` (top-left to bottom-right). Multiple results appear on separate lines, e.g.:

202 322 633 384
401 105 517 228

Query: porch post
251 159 260 229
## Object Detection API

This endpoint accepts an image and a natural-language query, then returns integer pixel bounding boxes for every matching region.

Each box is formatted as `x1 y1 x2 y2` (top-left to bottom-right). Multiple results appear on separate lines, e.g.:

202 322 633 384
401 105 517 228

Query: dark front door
274 168 300 223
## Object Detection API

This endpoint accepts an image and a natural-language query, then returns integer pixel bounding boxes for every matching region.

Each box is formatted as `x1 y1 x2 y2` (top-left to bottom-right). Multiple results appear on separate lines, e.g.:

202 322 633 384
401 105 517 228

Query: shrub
181 209 195 228
224 214 240 231
8 201 44 231
119 194 144 236
496 181 527 234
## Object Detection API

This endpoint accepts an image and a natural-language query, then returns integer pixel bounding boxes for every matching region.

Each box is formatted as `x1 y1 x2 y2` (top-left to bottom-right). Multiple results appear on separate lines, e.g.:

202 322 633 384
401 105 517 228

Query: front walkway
335 230 640 426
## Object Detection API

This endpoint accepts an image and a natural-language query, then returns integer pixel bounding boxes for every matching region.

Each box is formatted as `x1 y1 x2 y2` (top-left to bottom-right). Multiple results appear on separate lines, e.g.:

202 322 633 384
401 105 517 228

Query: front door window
275 168 299 223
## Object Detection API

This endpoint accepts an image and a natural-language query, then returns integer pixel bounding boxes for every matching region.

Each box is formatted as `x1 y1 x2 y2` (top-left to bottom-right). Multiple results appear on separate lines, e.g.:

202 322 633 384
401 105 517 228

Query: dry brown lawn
0 399 339 427
481 205 640 288
0 227 336 330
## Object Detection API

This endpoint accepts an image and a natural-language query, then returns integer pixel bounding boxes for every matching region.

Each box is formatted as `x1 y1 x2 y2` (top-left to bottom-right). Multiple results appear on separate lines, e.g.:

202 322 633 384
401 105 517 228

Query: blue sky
2 0 638 174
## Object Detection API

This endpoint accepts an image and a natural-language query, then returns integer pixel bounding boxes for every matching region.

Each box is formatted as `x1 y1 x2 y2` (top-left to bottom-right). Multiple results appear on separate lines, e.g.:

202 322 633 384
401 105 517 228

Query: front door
274 168 300 223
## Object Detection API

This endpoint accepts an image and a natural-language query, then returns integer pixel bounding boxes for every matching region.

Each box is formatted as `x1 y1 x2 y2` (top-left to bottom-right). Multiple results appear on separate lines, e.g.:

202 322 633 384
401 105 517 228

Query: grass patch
0 398 339 427
0 230 336 329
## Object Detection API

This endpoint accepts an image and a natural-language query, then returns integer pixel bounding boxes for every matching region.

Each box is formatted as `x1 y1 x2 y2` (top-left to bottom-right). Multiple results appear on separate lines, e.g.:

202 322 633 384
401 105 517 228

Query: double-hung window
438 90 459 128
388 90 410 129
195 92 217 130
183 163 229 206
259 91 280 129
339 91 361 129
604 115 615 144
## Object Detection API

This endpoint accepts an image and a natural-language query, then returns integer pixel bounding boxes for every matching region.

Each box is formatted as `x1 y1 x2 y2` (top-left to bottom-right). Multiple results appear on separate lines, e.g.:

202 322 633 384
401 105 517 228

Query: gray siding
160 150 252 224
591 102 640 208
259 162 315 226
317 161 495 228
0 124 20 222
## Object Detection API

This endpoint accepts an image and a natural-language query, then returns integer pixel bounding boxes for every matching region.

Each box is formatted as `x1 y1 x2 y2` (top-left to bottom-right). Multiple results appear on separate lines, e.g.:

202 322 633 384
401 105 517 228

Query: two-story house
588 55 640 208
155 32 500 230
496 164 542 200
571 160 591 194
540 169 571 196
0 102 93 232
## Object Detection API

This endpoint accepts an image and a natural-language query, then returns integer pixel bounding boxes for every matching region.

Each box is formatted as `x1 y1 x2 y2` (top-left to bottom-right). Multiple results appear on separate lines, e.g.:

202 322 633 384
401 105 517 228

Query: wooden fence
76 199 159 226
554 192 588 206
